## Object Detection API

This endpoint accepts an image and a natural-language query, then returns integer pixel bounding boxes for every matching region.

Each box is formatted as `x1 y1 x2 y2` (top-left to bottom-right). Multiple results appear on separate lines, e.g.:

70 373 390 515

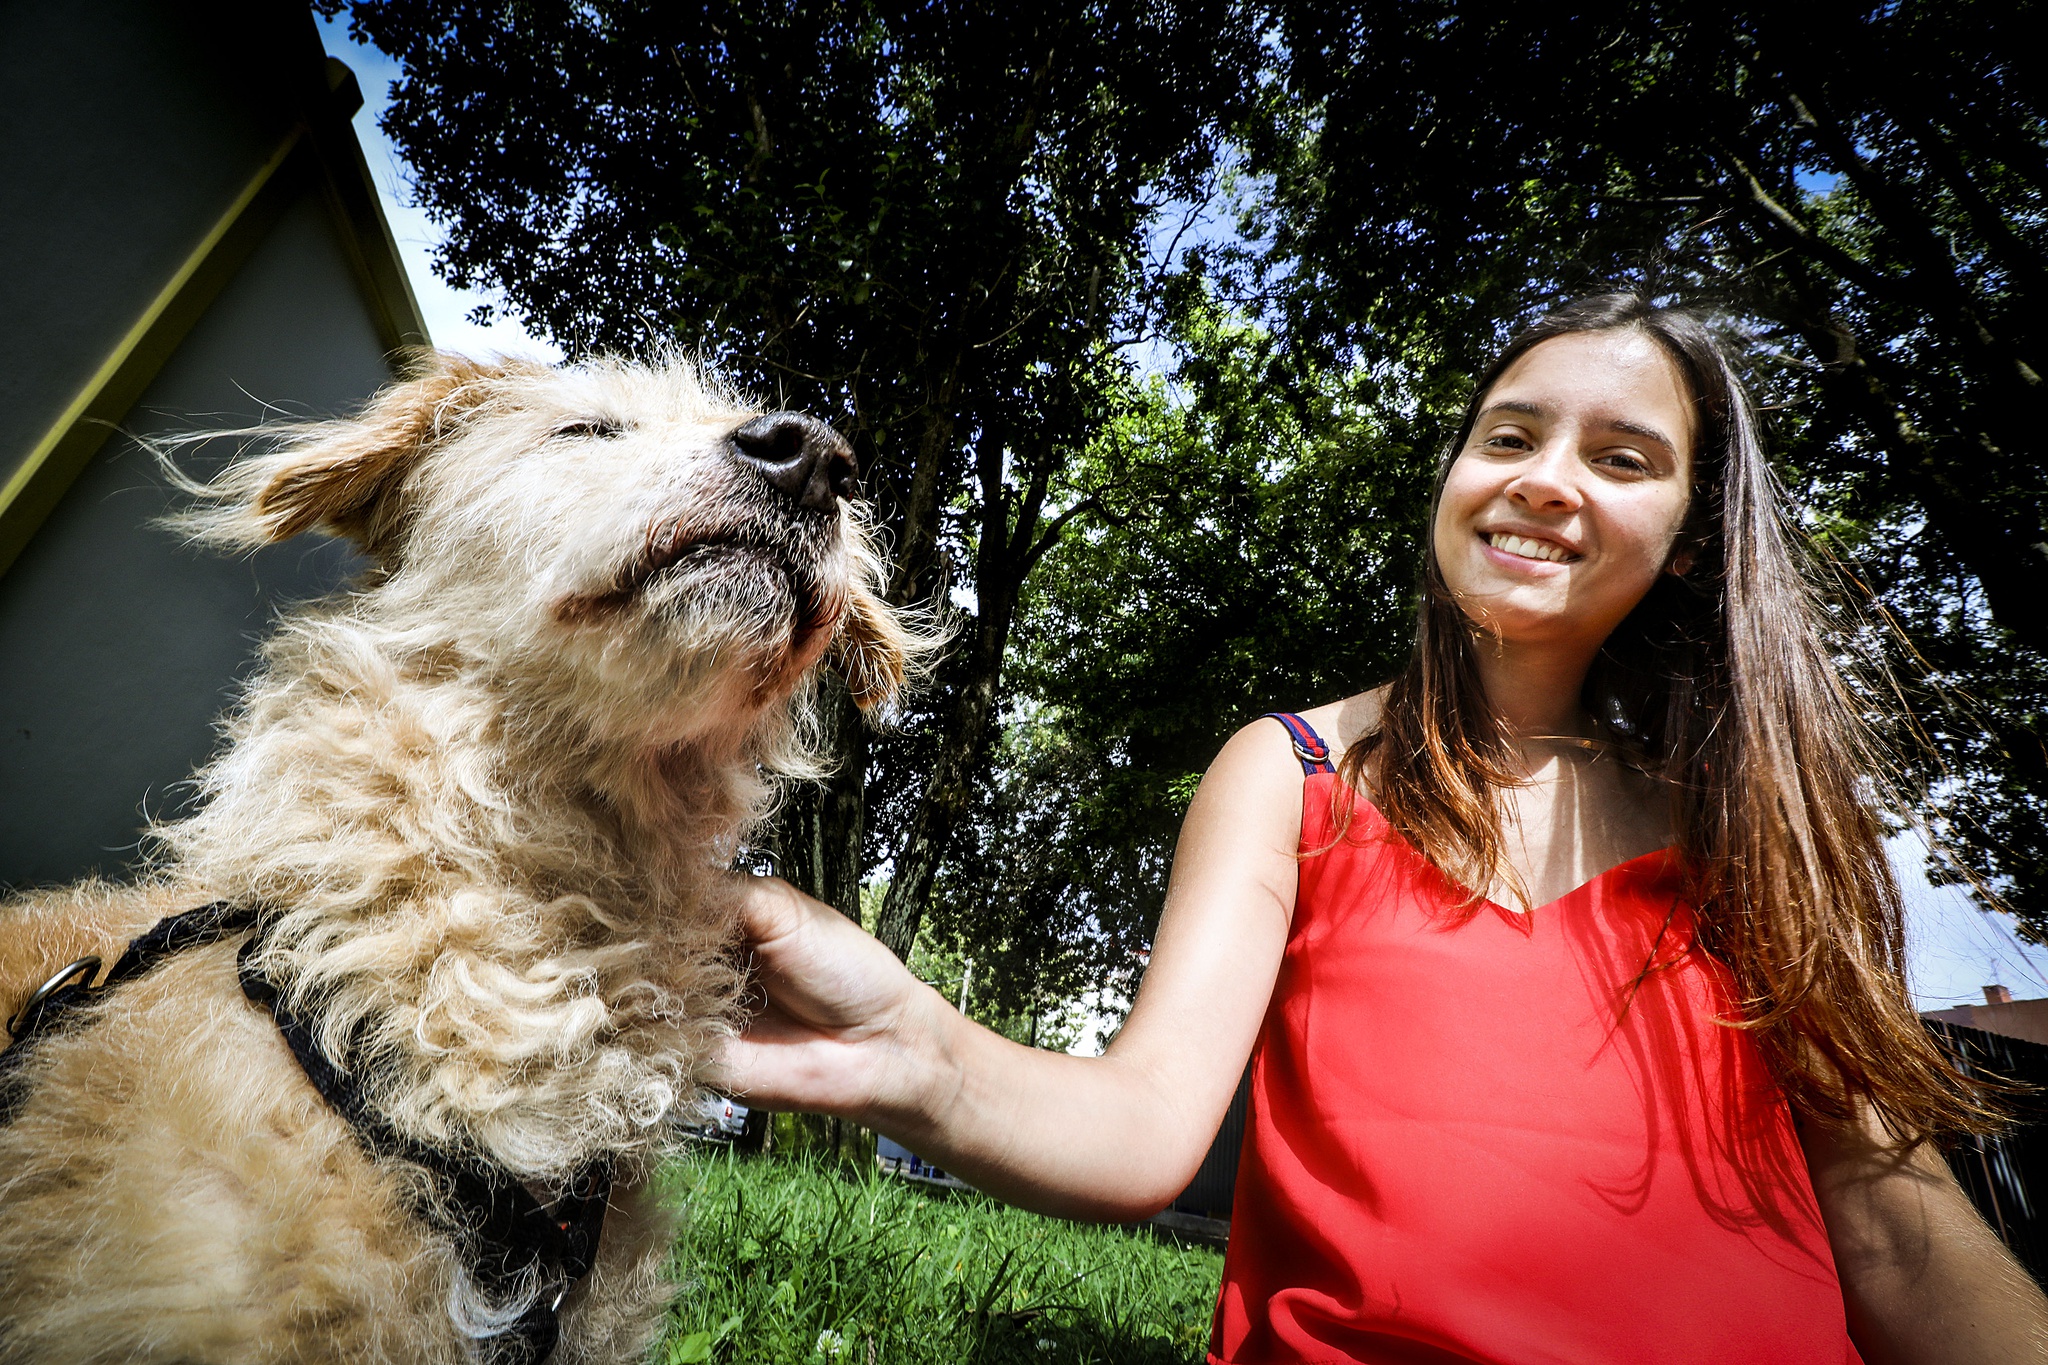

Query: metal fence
1171 1065 1251 1221
1926 1020 2048 1282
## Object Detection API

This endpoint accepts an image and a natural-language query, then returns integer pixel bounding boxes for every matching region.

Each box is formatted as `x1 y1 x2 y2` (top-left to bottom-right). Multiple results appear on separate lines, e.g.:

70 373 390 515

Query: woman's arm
711 718 1306 1221
1800 1107 2048 1363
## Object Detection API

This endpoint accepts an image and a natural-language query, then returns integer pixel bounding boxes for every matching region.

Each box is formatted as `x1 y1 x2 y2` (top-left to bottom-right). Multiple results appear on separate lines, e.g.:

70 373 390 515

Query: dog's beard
639 543 826 645
828 580 911 709
555 512 841 644
546 505 916 722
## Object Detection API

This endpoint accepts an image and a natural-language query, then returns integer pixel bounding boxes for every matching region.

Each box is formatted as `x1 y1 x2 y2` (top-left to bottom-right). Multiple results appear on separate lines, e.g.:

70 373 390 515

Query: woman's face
1433 329 1696 656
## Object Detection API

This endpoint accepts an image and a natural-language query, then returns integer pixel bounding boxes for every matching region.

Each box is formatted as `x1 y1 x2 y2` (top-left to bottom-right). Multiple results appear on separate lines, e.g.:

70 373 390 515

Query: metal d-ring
5 955 102 1038
1292 740 1328 765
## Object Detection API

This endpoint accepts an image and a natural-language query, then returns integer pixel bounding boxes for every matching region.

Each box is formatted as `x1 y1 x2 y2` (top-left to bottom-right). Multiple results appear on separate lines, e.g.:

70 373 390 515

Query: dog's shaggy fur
0 354 929 1363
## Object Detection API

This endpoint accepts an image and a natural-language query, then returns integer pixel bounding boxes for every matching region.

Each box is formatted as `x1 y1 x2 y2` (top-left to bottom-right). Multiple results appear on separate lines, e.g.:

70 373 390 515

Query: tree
327 0 2048 965
327 0 1259 952
1233 0 2048 918
928 304 1443 1021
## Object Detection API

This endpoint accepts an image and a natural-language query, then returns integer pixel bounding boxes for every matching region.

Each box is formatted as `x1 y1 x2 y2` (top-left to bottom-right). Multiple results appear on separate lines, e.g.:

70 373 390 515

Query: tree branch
1022 495 1102 573
1774 294 2048 653
1775 82 2041 387
1882 98 2048 322
1705 137 1904 309
1005 438 1059 568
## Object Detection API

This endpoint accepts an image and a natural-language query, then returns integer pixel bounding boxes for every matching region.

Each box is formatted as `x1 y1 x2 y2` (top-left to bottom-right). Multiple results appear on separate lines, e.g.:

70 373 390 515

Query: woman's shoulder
1210 686 1389 792
1291 685 1388 764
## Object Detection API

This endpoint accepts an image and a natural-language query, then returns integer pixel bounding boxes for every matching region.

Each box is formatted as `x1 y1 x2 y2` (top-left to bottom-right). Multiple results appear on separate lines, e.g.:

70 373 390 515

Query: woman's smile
1478 529 1582 566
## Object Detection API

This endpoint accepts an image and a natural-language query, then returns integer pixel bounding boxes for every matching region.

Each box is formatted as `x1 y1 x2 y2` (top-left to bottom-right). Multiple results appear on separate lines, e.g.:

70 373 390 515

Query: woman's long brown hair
1347 293 1998 1138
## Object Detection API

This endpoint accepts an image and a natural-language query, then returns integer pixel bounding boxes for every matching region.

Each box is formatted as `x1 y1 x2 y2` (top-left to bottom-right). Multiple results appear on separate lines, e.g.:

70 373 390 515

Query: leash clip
7 956 102 1038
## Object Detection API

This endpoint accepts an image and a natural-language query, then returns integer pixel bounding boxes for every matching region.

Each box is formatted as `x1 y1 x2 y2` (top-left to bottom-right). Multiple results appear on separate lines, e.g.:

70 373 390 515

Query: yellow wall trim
0 128 311 579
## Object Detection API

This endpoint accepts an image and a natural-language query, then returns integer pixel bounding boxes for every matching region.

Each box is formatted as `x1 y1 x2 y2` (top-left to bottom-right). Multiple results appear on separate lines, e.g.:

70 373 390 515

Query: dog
0 353 928 1363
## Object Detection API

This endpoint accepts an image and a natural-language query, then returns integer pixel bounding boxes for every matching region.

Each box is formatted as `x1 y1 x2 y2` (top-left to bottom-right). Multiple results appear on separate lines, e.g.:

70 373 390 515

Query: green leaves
347 0 1266 950
666 1314 743 1364
930 301 1437 1017
338 0 2048 933
666 1334 711 1364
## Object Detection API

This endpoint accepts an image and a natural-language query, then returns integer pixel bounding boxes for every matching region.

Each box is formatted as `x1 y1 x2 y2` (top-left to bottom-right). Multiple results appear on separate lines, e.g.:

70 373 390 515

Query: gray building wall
0 2 419 890
0 0 308 474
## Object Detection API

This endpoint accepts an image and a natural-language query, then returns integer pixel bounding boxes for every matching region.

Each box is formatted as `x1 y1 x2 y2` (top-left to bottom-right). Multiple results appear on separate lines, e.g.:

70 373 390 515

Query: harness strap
237 930 611 1365
0 900 260 1124
1264 712 1336 776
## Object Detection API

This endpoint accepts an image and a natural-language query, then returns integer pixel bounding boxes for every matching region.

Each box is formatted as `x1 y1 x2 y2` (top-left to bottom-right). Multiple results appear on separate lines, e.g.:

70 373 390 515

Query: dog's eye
553 419 629 441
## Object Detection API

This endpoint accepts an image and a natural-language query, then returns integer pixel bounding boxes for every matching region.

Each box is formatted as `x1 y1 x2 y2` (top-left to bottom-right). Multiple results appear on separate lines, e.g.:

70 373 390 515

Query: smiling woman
1352 297 1977 1124
718 295 2048 1365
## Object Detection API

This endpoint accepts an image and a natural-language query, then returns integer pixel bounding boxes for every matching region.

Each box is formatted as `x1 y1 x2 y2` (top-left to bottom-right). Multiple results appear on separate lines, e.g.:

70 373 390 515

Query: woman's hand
709 875 950 1127
708 716 1303 1220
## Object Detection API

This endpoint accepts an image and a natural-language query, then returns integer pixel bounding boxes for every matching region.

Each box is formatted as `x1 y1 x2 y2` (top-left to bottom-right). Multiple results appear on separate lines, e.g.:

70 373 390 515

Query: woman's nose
1505 442 1582 510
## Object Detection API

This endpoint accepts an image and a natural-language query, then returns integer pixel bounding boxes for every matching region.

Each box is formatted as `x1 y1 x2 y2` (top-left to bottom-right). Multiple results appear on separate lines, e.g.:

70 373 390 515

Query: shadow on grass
660 1150 1223 1365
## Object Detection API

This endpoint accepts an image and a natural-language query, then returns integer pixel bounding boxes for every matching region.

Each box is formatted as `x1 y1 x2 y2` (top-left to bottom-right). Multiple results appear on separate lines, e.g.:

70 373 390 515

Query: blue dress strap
1264 712 1336 776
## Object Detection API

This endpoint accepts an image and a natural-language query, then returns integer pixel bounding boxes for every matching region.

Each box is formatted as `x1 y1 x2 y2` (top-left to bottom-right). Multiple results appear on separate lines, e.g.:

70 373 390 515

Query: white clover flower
814 1328 846 1359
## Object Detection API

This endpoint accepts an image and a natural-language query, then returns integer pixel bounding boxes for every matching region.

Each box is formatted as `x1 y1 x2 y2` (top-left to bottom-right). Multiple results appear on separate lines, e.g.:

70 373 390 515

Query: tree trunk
1894 453 2048 659
760 677 869 1159
871 419 1060 960
887 399 960 609
873 611 1010 958
775 671 868 921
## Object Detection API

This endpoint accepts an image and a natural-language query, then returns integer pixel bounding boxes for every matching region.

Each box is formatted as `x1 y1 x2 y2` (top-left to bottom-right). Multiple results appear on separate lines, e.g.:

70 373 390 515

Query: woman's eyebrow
1477 400 1545 422
1607 417 1677 455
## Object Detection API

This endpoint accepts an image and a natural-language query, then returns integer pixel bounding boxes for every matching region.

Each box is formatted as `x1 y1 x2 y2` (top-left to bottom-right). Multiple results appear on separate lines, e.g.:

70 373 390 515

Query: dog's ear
828 581 914 711
251 354 519 552
178 353 526 557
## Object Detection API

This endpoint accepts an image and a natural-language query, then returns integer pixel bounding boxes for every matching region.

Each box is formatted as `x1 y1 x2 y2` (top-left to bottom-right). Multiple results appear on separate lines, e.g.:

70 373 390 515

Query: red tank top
1210 721 1861 1364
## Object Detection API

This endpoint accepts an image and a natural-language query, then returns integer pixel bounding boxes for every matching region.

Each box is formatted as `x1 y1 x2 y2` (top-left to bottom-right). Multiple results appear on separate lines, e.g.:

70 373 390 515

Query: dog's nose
729 413 859 513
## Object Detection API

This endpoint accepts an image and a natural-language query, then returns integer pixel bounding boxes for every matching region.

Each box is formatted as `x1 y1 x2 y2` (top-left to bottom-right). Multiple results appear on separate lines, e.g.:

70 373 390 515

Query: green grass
658 1150 1224 1365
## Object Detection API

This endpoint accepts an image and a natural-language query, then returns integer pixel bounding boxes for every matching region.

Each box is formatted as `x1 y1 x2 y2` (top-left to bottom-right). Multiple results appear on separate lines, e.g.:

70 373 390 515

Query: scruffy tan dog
0 354 926 1364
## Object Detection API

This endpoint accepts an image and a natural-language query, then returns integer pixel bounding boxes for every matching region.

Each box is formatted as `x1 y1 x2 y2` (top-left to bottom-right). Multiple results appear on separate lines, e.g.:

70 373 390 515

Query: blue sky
313 19 2048 1012
318 16 561 364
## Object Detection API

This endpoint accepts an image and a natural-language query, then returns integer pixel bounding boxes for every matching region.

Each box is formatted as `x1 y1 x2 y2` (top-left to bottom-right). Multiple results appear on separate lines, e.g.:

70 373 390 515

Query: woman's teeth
1486 532 1577 563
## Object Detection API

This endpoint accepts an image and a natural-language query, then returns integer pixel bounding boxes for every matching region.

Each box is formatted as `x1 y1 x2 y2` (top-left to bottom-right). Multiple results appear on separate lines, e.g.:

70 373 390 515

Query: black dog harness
0 902 611 1365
